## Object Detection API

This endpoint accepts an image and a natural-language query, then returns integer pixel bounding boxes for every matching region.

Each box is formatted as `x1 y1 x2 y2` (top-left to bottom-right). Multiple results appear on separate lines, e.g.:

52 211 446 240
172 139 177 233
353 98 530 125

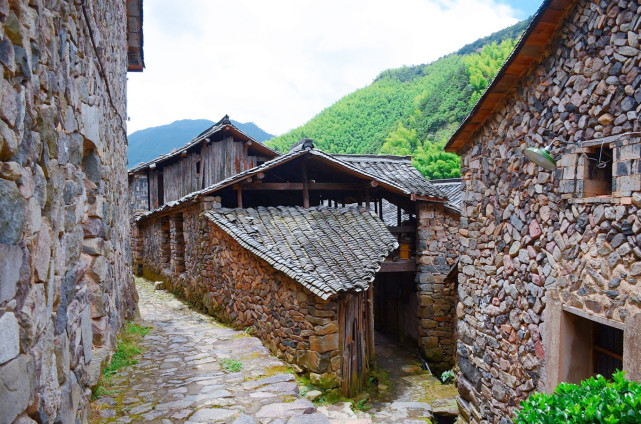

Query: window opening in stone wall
558 310 624 384
160 216 170 267
173 213 186 273
583 146 612 197
157 172 164 205
593 322 623 379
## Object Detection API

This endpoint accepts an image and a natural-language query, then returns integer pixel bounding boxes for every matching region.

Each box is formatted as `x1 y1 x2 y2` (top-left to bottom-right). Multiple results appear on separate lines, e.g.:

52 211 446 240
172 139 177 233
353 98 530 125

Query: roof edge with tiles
204 206 399 300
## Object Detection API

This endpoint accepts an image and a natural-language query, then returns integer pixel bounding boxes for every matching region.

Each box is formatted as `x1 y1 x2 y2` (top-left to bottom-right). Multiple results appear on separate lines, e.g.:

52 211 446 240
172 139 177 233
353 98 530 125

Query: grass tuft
92 322 151 400
221 358 243 372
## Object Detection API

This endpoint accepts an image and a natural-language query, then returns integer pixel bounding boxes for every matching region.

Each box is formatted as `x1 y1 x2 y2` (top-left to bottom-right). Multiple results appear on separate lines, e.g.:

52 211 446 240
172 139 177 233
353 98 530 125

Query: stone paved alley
90 279 456 424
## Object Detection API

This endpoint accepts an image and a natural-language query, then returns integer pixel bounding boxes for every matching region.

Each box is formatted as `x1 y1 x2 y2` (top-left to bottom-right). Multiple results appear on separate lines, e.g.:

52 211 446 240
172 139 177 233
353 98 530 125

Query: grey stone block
0 355 34 424
0 312 19 365
0 243 22 303
0 180 25 244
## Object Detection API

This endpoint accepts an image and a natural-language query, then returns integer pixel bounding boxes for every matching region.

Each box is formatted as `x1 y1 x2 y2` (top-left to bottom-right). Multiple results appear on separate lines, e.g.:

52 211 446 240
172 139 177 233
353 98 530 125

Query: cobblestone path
91 279 330 424
90 279 457 424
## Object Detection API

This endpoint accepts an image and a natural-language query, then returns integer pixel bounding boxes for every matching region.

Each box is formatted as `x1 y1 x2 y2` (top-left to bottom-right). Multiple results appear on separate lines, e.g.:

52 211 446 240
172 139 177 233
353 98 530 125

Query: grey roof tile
205 206 398 300
332 154 446 199
430 178 463 211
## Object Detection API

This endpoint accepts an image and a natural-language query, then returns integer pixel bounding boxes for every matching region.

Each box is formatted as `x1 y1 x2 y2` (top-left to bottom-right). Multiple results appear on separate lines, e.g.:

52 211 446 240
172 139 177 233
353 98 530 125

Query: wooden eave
444 0 575 153
127 0 144 72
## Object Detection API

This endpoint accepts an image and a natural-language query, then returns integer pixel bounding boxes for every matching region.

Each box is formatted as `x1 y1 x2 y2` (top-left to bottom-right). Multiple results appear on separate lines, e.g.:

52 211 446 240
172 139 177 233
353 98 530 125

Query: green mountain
127 119 274 167
267 20 529 179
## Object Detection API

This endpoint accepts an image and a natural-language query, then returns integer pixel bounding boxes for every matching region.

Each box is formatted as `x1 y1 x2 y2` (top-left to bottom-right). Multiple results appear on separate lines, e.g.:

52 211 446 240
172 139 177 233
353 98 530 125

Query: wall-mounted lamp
524 143 557 170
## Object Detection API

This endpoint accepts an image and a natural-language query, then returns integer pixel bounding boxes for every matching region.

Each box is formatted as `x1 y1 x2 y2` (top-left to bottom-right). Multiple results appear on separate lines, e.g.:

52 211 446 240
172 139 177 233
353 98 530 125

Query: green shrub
515 371 641 424
441 369 455 384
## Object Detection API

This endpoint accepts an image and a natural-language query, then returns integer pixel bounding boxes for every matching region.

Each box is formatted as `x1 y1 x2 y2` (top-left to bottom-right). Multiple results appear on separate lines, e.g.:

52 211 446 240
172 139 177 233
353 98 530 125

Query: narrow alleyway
90 279 457 424
91 279 330 424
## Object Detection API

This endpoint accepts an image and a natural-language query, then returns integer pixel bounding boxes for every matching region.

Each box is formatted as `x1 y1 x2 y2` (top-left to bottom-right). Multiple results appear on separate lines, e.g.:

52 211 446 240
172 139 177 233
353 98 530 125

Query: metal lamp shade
524 146 556 170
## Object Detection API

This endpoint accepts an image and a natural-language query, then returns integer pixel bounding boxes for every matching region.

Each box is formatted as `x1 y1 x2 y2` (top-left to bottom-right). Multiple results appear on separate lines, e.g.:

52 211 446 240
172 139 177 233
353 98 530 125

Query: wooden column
368 287 376 366
302 162 309 208
237 187 243 208
379 198 383 220
365 186 371 209
397 205 402 226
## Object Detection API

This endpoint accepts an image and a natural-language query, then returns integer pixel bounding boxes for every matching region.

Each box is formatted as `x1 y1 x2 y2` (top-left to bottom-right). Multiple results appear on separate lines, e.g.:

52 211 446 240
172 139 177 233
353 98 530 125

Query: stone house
0 1 142 423
445 0 641 422
129 124 462 395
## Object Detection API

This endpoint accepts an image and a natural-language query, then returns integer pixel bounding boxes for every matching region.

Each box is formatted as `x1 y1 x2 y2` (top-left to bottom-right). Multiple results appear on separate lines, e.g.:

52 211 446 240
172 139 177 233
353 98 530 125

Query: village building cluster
1 0 641 423
127 119 462 395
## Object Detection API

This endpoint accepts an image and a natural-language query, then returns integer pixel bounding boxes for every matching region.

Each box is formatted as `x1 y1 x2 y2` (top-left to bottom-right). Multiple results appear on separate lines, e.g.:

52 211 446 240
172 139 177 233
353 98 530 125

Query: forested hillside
267 21 527 179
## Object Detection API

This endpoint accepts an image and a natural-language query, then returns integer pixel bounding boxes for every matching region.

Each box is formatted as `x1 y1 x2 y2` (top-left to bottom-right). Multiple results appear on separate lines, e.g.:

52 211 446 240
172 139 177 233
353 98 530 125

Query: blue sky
127 1 545 136
502 0 543 18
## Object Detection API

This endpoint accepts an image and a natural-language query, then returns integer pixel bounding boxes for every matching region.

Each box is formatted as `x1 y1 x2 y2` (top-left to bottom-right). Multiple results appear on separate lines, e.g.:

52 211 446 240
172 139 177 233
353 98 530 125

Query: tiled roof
136 148 448 222
333 154 446 199
128 115 277 172
205 206 398 300
430 178 463 211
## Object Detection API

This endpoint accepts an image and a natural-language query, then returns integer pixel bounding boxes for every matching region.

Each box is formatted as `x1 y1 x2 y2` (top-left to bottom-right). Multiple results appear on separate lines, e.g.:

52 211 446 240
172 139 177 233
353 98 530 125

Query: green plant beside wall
92 322 151 399
515 371 641 424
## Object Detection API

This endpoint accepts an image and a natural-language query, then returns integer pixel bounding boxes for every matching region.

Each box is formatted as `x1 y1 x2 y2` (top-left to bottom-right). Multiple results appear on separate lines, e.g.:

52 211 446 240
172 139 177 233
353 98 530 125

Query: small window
583 146 612 197
593 322 623 379
196 161 201 174
558 310 624 384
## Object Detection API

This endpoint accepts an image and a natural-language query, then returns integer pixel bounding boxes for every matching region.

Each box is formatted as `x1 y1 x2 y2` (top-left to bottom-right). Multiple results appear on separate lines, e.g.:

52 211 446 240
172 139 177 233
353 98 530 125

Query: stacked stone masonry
456 1 641 422
136 206 344 389
0 1 137 423
416 204 460 373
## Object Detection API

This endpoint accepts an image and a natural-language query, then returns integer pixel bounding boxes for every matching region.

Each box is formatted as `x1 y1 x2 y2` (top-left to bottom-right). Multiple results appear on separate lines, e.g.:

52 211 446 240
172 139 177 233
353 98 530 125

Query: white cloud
126 0 529 136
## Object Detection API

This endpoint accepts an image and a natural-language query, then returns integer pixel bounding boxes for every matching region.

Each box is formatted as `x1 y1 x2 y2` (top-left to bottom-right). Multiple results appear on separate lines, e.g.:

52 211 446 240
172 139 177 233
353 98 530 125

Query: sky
126 0 543 136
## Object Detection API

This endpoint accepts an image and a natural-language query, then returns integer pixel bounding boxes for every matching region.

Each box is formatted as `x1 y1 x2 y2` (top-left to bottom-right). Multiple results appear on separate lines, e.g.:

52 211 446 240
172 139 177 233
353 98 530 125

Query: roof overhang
127 0 144 72
444 0 575 154
135 148 448 223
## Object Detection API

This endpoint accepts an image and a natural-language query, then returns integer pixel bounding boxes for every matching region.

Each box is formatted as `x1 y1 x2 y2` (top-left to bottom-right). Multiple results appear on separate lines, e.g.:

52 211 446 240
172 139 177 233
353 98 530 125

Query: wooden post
237 187 243 208
302 162 310 208
397 205 402 226
365 187 371 209
379 198 383 220
368 287 376 367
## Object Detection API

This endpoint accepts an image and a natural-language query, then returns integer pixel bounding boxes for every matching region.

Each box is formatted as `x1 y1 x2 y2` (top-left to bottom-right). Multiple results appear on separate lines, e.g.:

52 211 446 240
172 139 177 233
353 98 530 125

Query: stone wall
416 204 460 373
0 1 137 423
456 1 641 422
135 208 343 388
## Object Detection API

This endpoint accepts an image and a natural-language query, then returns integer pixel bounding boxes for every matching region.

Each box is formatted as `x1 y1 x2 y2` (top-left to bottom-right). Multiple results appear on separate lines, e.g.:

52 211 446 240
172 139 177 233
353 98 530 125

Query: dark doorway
373 272 418 345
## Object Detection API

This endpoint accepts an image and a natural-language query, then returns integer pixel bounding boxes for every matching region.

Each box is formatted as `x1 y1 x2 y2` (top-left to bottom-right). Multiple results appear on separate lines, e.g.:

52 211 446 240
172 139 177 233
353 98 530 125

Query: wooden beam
302 162 309 208
379 261 416 273
232 182 368 191
387 225 416 234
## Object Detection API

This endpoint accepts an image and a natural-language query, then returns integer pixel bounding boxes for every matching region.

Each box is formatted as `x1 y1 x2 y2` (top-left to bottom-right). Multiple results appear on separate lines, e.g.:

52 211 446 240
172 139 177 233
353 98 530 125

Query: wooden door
339 291 372 397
